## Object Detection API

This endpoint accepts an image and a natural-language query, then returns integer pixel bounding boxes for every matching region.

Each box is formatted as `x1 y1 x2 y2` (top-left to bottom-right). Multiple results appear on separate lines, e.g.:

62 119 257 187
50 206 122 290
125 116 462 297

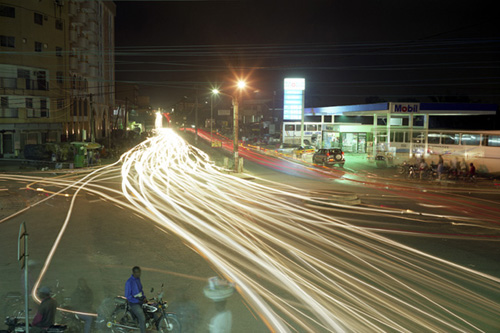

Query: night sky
114 0 500 109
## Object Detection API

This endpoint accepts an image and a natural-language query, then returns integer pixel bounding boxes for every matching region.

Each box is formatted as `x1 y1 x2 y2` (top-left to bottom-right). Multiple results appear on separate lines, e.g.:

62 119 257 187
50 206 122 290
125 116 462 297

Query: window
40 99 48 117
0 5 15 18
306 124 317 131
441 133 460 145
25 98 33 108
377 132 387 143
55 19 63 30
486 135 500 147
284 124 295 131
34 13 43 25
35 41 42 52
1 96 8 107
461 133 480 146
0 35 15 48
71 100 76 116
17 69 30 79
56 71 63 84
57 99 64 110
392 132 405 143
428 133 441 144
412 132 424 143
56 47 62 57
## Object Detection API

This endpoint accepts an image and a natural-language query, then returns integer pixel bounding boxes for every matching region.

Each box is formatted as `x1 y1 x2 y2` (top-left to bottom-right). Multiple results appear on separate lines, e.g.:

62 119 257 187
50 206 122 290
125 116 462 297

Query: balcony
0 108 19 118
81 1 96 13
69 28 78 42
0 77 49 91
68 1 77 16
77 37 88 50
0 77 16 89
89 65 98 77
78 61 88 75
69 56 78 70
74 11 86 25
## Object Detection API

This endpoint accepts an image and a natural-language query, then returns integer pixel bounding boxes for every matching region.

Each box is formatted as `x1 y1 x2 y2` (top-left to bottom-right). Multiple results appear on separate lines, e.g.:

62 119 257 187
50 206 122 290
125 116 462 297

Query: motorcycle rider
31 286 57 332
125 266 147 333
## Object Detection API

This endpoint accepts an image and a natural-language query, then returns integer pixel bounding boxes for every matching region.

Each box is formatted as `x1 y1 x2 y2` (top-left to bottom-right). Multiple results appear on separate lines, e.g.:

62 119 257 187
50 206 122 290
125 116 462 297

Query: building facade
0 0 115 157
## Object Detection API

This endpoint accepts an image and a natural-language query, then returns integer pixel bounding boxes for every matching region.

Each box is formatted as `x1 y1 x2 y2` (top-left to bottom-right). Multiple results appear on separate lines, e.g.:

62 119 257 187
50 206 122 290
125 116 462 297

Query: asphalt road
1 129 499 332
0 165 267 333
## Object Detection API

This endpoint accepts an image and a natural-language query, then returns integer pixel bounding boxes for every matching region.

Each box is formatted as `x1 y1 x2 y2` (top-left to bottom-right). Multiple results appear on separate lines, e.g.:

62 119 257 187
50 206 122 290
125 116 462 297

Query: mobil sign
391 103 420 113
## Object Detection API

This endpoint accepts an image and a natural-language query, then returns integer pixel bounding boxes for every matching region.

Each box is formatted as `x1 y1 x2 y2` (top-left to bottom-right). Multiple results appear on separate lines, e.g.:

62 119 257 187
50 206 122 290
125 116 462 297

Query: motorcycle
1 314 67 333
105 285 181 333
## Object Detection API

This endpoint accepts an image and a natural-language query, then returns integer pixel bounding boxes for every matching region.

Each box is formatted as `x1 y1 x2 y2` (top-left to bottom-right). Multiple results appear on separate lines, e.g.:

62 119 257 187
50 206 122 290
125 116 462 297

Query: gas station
282 82 497 159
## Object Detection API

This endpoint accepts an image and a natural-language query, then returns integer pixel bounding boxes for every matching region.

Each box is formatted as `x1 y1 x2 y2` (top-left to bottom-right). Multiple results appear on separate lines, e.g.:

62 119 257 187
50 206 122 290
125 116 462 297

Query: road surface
1 129 499 332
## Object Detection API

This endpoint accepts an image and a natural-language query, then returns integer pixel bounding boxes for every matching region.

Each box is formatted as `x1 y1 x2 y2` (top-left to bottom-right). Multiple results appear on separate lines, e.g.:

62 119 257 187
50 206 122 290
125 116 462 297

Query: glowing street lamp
237 80 246 89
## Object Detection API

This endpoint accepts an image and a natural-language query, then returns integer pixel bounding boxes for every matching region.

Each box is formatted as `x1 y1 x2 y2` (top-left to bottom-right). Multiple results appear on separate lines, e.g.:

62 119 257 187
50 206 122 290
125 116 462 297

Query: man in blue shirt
125 266 146 333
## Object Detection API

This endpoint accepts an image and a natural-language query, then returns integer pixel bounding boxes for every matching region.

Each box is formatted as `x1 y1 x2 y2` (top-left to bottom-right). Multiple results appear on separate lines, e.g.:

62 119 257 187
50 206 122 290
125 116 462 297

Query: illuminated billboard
283 78 305 120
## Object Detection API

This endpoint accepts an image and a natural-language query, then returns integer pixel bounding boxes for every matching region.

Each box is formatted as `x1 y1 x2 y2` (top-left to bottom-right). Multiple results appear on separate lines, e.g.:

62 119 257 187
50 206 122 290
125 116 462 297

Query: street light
233 80 246 172
237 80 246 89
211 89 219 144
211 81 247 172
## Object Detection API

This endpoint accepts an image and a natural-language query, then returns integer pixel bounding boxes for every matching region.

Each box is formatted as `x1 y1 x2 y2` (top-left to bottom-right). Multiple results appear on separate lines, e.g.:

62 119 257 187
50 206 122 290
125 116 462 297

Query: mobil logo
394 103 419 113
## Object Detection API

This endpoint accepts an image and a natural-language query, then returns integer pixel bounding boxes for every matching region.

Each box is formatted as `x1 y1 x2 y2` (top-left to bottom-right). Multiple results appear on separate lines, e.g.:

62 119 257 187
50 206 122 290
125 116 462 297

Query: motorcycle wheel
158 314 181 333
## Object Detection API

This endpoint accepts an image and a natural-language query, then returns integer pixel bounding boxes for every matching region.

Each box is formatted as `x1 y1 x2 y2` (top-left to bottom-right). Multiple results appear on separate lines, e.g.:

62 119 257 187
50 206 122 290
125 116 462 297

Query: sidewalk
242 145 500 190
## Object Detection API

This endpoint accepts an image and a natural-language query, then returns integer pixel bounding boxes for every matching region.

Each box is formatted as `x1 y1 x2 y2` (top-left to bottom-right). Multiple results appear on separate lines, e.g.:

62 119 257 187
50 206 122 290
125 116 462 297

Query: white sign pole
18 222 29 332
300 89 305 147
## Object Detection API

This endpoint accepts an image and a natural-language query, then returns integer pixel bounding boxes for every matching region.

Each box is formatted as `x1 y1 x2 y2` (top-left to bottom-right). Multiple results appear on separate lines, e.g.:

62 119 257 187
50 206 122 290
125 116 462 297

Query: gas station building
283 102 498 157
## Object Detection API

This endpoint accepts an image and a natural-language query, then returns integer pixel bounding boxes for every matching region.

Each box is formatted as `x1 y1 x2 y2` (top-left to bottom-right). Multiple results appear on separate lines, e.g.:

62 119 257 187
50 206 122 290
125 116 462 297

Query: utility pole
300 89 305 147
89 93 95 143
210 93 214 144
195 86 199 144
233 96 239 172
124 97 128 138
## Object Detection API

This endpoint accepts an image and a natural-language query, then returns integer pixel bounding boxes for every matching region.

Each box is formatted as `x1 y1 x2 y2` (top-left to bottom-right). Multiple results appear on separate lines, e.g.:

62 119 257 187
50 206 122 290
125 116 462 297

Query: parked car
313 148 345 167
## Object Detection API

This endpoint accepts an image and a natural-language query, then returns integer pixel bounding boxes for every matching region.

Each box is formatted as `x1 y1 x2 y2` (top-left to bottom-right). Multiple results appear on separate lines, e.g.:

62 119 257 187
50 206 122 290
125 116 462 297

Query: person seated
31 286 57 332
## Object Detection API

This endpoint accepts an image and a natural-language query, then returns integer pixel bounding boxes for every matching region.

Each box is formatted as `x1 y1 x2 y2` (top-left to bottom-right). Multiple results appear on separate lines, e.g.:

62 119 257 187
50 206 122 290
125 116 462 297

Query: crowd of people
404 154 476 181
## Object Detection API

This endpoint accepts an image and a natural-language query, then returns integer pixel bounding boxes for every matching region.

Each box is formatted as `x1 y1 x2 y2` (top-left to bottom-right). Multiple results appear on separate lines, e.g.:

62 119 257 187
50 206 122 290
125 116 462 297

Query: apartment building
0 0 115 157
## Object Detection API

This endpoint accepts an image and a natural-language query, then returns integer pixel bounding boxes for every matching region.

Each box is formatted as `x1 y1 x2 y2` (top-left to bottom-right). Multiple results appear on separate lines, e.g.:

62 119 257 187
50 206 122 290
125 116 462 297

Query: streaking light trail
119 129 500 332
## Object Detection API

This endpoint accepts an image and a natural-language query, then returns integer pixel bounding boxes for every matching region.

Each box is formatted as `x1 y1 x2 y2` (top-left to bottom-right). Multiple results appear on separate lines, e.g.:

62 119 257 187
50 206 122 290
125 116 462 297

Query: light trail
118 128 500 332
1 128 498 331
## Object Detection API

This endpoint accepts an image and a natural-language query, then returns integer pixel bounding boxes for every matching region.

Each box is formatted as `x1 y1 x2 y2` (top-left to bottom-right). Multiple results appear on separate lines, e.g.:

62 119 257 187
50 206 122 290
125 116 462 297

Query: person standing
125 266 147 333
70 278 94 333
209 300 232 333
31 286 57 332
437 155 444 180
469 162 476 178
